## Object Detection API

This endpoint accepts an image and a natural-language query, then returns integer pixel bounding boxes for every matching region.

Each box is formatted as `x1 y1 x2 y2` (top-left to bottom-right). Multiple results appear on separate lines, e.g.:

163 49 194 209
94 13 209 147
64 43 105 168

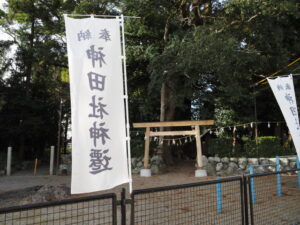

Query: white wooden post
6 147 12 176
195 126 203 168
143 127 151 169
50 146 55 175
140 127 151 177
195 126 207 177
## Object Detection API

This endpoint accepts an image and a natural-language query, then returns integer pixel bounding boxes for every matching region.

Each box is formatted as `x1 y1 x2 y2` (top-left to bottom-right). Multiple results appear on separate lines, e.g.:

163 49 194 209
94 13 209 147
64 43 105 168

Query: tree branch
163 15 171 42
51 63 68 69
216 13 261 33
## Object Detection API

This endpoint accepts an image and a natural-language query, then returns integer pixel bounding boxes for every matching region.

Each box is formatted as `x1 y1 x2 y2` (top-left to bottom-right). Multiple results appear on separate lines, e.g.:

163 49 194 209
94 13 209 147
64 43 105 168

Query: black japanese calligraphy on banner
85 42 111 174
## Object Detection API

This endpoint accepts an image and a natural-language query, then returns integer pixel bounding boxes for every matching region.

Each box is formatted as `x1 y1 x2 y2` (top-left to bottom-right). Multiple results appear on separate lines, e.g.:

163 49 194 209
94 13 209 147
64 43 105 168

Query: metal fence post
216 178 222 213
247 175 254 225
130 193 135 225
112 194 117 225
241 175 247 225
249 165 256 204
297 155 300 189
121 188 126 225
49 146 55 175
276 156 282 197
6 147 12 176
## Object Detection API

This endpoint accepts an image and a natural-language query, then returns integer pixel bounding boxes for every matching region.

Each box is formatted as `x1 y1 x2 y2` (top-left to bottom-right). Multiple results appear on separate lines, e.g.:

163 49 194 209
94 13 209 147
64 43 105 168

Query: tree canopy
0 0 299 162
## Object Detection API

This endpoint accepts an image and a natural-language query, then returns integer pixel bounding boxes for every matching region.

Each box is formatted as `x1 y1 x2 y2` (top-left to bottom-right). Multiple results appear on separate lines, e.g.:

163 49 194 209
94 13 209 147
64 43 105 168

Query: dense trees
0 0 299 163
123 0 300 162
0 0 67 160
126 0 300 123
123 0 299 124
0 0 123 162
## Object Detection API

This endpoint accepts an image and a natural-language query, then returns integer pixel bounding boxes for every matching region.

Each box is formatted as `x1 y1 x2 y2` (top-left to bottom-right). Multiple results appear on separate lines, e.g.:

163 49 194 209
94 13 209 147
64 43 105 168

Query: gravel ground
1 163 299 225
0 161 213 208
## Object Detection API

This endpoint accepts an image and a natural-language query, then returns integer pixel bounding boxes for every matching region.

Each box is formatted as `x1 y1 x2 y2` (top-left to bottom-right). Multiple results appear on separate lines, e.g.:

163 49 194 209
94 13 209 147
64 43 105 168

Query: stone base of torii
133 120 214 177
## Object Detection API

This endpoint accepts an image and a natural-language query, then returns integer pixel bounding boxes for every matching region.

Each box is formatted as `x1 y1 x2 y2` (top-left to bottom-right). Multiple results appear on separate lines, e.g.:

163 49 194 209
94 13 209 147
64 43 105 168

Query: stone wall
203 155 297 176
131 155 166 174
60 154 167 175
60 154 298 176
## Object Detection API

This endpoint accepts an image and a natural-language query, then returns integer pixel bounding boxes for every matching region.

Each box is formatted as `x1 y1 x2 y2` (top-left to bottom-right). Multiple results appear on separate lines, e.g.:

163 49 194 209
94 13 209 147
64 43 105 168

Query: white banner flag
267 75 300 158
64 15 130 194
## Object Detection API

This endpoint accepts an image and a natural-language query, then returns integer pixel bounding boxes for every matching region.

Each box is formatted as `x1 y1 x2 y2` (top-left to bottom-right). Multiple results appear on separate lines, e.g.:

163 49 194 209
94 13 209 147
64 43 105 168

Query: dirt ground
0 161 215 208
1 163 299 225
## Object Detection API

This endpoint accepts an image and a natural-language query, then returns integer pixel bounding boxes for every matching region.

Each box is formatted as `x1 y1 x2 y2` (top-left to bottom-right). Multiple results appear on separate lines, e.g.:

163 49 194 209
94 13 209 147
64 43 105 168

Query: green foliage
208 136 296 158
130 137 145 158
0 0 117 159
122 0 171 122
244 136 296 158
130 132 161 158
207 137 235 157
60 70 69 83
145 0 300 122
214 107 236 127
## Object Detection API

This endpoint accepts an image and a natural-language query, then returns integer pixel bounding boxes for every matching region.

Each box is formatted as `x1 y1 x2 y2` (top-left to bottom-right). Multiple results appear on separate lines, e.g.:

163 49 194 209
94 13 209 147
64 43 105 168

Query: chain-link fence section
1 169 299 225
248 169 300 225
131 177 244 225
0 193 117 225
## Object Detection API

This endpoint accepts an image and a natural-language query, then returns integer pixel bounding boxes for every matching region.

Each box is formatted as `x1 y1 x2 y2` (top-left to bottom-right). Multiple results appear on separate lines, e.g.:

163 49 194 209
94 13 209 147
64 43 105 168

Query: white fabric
268 75 300 158
64 16 129 194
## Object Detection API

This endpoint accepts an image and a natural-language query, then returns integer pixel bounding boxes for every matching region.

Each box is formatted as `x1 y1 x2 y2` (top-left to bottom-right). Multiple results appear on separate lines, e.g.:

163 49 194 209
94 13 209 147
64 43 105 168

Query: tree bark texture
160 83 176 165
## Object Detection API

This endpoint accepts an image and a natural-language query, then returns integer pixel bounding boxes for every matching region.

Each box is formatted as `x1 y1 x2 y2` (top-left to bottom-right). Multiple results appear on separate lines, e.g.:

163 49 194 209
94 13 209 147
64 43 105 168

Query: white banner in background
268 75 300 158
64 15 130 194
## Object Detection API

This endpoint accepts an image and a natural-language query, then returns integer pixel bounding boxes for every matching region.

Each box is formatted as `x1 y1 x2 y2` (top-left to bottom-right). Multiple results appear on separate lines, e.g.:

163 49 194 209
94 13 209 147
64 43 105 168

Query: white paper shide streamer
64 16 130 194
268 75 300 158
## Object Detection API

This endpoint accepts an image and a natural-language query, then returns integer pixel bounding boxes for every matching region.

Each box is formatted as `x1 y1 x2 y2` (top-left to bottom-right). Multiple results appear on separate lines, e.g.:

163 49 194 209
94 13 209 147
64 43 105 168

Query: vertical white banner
268 75 300 158
64 15 130 194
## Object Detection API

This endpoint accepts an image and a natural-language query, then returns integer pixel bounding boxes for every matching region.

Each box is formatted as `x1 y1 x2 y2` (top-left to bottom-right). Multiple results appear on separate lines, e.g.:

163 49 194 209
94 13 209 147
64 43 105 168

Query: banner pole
120 14 133 193
64 14 140 19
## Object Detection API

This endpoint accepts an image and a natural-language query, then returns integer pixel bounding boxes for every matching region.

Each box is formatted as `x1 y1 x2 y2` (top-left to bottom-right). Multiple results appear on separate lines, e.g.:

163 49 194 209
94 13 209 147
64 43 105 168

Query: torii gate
133 120 214 177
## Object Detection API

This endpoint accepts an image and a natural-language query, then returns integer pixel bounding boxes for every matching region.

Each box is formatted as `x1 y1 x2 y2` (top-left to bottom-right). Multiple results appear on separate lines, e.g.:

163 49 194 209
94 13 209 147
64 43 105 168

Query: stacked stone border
59 154 298 176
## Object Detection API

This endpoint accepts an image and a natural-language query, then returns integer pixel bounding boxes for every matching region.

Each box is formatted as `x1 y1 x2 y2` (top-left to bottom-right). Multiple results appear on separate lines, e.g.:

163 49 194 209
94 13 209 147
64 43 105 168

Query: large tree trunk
159 0 212 165
159 13 176 165
160 83 176 165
